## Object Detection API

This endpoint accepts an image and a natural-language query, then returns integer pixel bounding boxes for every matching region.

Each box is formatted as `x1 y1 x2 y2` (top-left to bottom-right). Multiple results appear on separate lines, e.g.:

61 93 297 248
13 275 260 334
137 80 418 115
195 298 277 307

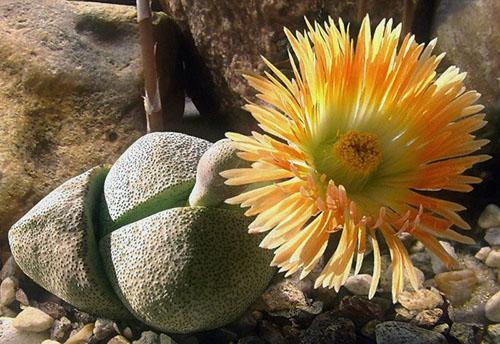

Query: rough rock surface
0 0 147 257
433 0 500 109
158 0 408 132
100 207 274 333
300 312 356 344
0 317 49 344
375 321 447 344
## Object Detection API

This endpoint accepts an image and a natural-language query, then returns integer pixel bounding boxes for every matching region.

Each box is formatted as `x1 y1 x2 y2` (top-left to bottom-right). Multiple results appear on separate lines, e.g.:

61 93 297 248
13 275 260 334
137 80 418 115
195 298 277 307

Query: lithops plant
9 166 129 319
189 138 249 207
100 132 212 234
9 131 274 333
100 207 273 333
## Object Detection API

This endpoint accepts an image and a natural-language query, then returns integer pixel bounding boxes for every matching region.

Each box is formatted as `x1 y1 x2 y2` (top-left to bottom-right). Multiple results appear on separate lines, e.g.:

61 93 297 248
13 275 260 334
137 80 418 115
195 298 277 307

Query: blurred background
0 0 498 261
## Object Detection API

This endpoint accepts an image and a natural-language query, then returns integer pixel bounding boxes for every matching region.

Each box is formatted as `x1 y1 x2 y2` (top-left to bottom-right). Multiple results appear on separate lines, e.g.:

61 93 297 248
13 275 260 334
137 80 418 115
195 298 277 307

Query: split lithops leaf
9 166 130 319
101 131 212 234
100 206 274 333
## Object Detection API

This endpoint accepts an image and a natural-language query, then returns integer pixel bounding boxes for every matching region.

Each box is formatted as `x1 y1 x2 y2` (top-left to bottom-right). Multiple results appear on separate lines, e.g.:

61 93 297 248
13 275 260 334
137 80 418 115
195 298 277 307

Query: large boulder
158 0 409 131
433 0 500 109
0 0 146 258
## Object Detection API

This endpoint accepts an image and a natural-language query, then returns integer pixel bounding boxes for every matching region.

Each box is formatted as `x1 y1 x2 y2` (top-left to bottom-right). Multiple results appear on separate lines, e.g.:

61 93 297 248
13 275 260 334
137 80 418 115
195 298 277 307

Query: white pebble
485 250 500 268
0 318 49 344
478 204 500 229
344 274 372 295
485 290 500 322
474 247 491 261
484 227 500 246
12 307 54 332
0 278 16 306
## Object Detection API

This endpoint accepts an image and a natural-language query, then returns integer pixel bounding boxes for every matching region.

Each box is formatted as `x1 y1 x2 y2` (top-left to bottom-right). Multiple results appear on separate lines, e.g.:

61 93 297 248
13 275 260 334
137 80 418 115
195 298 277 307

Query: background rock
0 0 146 259
158 0 414 133
432 0 499 110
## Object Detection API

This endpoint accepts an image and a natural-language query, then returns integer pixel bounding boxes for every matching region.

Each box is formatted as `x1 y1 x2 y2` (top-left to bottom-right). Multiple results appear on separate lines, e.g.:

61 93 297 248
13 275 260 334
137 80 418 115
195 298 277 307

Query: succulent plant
9 132 274 333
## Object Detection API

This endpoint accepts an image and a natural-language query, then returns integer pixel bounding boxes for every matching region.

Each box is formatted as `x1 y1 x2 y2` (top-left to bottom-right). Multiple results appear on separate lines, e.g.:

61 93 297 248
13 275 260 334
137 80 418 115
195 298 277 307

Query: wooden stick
137 0 164 132
357 0 367 23
403 0 416 35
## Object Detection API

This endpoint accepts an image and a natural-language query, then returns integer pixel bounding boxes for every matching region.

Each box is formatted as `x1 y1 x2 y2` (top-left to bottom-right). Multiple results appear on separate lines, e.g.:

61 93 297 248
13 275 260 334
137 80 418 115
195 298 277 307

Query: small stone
485 324 500 344
485 228 500 246
258 321 284 344
50 316 71 342
361 319 381 340
411 252 434 278
410 241 425 253
15 289 29 306
344 274 371 295
485 290 500 322
0 317 49 344
430 241 457 274
447 255 499 325
13 307 54 332
93 318 116 340
261 279 307 312
338 296 388 326
432 323 449 336
38 302 66 320
108 335 130 344
0 256 22 281
132 331 160 344
65 323 94 344
411 308 443 328
160 334 176 344
72 310 95 324
434 269 478 305
449 323 476 344
485 250 500 268
309 287 337 310
475 247 492 261
0 278 16 306
394 305 418 322
238 336 265 344
478 204 500 229
300 312 356 344
397 289 443 311
122 327 133 339
375 321 447 344
41 340 60 344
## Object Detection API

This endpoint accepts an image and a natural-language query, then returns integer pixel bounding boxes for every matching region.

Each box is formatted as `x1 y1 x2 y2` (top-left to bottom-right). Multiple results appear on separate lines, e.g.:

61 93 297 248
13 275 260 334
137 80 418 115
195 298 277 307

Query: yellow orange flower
221 16 489 302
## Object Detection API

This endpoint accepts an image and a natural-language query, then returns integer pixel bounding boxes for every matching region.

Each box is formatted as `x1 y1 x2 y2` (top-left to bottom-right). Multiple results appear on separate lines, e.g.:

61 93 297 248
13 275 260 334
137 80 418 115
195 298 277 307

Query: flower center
333 131 382 174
